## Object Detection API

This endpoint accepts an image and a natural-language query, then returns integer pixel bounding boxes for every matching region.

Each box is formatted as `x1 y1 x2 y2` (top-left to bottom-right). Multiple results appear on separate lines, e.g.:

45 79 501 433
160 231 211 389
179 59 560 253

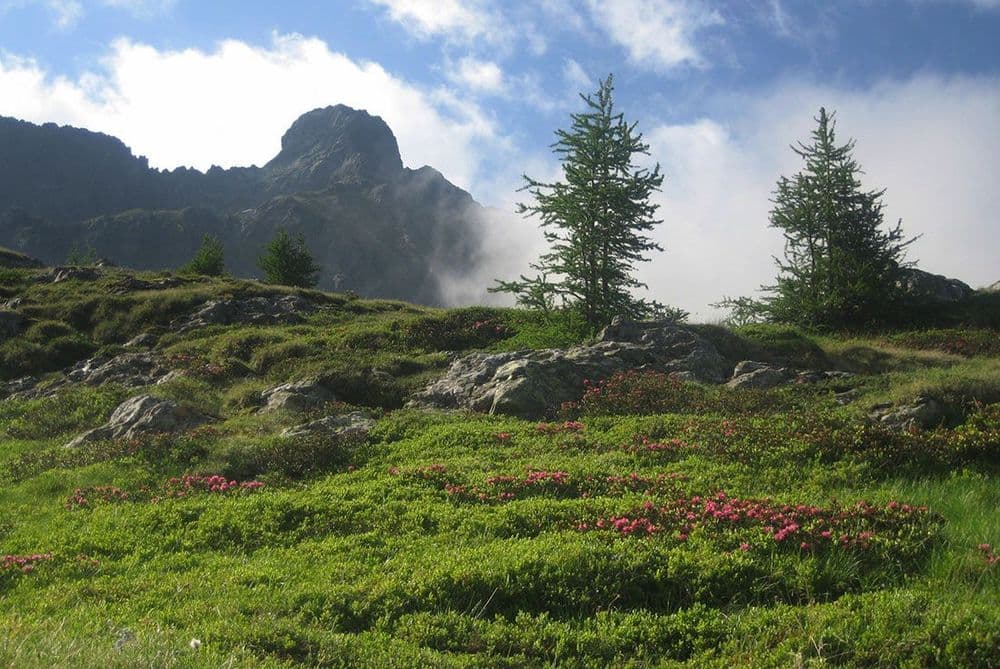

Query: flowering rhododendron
1 553 52 574
66 474 265 508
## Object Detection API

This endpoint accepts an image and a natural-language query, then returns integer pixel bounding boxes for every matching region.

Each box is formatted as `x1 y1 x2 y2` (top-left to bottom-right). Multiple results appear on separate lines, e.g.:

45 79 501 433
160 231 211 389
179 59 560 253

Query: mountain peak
264 105 404 191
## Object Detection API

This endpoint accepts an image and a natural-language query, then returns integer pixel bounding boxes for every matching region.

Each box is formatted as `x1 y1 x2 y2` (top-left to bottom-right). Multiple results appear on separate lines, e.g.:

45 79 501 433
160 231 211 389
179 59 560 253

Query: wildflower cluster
1 552 52 575
163 474 265 496
535 421 585 434
66 474 264 508
622 436 698 455
577 492 942 556
979 543 999 566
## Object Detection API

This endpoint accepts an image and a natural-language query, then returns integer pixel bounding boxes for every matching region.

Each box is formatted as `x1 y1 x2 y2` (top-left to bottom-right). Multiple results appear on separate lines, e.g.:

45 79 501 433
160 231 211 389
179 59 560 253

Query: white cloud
447 56 505 93
585 0 723 71
367 0 502 43
0 33 503 193
562 58 590 89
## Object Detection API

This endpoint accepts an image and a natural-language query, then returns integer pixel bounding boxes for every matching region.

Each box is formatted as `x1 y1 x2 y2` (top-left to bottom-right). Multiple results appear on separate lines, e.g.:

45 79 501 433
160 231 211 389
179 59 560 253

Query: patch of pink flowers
1 552 52 574
163 474 265 497
535 421 585 434
623 436 696 454
66 474 264 509
978 543 999 566
578 491 939 554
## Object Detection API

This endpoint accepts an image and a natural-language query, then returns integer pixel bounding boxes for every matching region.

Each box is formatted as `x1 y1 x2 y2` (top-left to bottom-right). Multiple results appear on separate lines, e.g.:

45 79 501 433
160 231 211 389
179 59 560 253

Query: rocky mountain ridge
0 105 485 304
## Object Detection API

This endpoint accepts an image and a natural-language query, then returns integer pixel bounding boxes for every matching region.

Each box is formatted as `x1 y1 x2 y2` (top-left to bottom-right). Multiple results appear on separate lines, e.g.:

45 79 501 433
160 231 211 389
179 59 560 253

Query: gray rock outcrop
408 318 728 418
2 351 172 400
281 411 375 439
173 295 316 332
260 379 336 413
66 394 212 447
870 395 946 431
725 360 854 390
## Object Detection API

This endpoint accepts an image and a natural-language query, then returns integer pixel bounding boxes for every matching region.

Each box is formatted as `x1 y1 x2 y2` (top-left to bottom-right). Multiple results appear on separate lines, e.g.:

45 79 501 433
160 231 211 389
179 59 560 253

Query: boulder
281 411 375 439
898 268 974 304
408 318 727 418
66 395 211 447
727 363 792 390
39 266 102 284
0 310 24 341
173 295 316 332
726 360 855 390
125 333 158 348
260 379 335 413
870 396 946 431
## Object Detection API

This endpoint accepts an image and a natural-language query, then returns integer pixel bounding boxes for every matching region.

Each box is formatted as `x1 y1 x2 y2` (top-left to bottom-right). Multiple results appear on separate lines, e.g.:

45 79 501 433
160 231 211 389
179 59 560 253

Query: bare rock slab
66 394 212 447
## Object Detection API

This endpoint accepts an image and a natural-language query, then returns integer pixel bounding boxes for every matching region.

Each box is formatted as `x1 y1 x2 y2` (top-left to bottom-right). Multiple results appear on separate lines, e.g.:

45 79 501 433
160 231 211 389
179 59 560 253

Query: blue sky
1 0 998 314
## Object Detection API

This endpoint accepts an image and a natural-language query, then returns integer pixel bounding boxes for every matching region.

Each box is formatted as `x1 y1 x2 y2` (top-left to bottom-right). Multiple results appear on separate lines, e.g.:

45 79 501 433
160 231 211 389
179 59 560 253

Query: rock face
281 411 375 439
870 396 946 431
0 106 487 304
898 268 974 303
260 379 336 413
173 295 316 332
66 395 211 447
408 318 728 418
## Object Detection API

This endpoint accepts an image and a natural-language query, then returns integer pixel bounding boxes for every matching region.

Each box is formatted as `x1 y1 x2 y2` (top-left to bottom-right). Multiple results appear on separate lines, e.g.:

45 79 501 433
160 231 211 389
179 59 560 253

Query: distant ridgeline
0 105 485 304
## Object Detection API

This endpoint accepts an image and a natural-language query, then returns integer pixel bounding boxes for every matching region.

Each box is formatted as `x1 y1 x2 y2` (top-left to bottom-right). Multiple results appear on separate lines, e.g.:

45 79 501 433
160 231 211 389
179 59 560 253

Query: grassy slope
0 268 997 667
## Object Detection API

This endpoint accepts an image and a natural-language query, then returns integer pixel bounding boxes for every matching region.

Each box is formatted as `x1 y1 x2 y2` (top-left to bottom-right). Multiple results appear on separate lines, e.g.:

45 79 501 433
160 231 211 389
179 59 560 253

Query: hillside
0 106 485 304
0 264 997 667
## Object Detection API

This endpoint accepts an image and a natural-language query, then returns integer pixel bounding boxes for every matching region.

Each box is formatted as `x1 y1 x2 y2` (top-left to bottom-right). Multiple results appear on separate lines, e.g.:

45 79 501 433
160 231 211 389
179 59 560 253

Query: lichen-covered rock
173 295 316 332
408 318 727 418
39 266 102 284
3 352 172 400
281 411 375 439
727 364 793 390
66 395 211 447
260 379 335 413
870 396 946 431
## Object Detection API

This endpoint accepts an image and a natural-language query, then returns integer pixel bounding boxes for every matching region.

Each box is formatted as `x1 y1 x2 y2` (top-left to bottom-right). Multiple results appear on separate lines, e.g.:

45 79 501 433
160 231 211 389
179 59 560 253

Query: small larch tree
719 108 915 328
491 74 669 333
258 229 320 288
180 234 226 276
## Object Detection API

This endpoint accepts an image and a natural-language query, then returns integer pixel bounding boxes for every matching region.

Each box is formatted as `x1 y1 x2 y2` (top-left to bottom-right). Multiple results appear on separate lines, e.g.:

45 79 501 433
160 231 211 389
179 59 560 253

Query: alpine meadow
0 2 997 667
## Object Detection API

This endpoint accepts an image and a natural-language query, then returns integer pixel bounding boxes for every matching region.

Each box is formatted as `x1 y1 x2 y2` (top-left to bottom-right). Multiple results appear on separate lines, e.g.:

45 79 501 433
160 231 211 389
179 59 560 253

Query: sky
1 0 998 318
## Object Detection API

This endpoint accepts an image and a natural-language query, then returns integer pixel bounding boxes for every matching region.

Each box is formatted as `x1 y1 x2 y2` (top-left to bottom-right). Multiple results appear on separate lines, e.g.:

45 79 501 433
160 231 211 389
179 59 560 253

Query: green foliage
0 271 997 667
257 228 320 288
492 75 667 333
180 234 226 277
64 243 99 266
723 108 915 329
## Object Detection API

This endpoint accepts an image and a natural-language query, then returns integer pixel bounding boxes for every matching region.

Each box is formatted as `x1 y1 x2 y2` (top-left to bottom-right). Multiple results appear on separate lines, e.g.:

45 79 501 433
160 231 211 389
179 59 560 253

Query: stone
0 310 24 341
281 411 375 439
408 318 728 419
726 364 792 390
870 395 946 431
66 395 211 447
173 294 316 332
42 266 102 283
260 379 336 413
125 333 158 348
897 268 974 304
63 352 171 388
